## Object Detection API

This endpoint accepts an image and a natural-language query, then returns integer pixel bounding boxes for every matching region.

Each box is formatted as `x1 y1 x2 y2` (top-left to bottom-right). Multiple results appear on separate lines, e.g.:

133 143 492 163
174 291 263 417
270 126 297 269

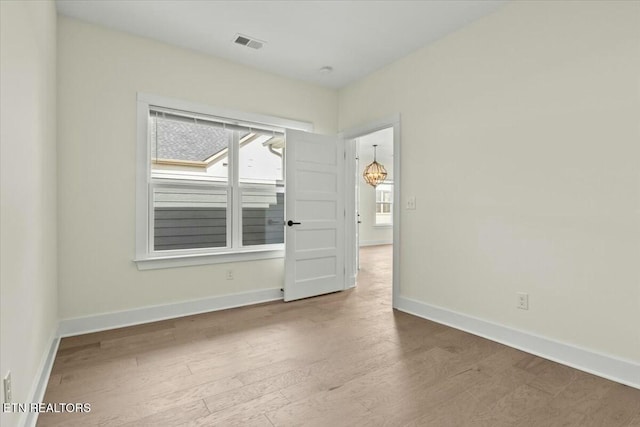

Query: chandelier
363 144 387 187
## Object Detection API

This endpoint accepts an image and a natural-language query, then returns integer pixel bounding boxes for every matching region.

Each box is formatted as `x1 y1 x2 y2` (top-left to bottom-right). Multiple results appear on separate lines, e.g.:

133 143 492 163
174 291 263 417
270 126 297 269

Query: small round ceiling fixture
319 66 334 74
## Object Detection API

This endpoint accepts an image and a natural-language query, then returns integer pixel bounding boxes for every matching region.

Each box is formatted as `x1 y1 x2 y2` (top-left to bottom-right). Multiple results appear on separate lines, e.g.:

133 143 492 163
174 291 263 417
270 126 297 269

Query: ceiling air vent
233 34 264 50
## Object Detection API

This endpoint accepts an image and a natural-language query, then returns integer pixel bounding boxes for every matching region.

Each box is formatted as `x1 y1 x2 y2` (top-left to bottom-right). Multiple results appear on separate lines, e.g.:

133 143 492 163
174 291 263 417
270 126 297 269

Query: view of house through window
149 109 284 253
239 133 285 246
375 183 393 226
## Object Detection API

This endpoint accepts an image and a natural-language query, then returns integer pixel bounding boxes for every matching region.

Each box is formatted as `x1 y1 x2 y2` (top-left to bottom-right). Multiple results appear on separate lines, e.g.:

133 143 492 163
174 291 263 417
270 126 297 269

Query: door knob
287 220 301 226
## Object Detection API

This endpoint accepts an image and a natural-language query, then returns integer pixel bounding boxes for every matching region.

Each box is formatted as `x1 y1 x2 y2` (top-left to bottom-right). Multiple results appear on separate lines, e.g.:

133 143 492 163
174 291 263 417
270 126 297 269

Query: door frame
342 114 401 308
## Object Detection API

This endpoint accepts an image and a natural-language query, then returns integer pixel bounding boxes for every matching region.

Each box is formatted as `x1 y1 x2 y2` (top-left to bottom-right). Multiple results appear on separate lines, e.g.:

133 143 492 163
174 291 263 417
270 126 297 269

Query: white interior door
284 129 345 302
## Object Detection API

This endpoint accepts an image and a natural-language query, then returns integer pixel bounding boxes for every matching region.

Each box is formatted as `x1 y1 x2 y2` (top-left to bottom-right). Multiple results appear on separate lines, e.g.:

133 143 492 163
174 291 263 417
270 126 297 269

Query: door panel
296 229 337 250
284 129 344 301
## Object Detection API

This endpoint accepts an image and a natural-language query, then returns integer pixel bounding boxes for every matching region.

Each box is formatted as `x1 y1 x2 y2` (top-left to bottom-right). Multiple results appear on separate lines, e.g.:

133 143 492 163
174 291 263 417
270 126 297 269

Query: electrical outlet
226 270 234 280
517 293 529 310
406 196 416 210
3 371 11 404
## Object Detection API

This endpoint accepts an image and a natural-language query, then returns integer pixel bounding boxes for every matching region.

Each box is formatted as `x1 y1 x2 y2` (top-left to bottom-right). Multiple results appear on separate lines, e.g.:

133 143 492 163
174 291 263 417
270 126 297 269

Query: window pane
150 112 230 182
153 186 227 251
375 183 393 226
239 133 284 184
242 187 284 246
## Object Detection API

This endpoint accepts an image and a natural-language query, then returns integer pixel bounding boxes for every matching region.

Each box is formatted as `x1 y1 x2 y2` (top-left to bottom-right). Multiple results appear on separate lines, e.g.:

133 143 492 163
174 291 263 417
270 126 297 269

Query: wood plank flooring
38 245 639 426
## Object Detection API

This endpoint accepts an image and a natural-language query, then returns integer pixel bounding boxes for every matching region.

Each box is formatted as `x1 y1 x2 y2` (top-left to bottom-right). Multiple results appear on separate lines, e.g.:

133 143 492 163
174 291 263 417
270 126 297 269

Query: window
375 183 393 226
135 94 310 269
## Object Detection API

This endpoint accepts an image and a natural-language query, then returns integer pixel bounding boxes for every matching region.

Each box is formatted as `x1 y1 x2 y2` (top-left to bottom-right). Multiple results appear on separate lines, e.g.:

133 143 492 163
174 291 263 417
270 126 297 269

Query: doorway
343 116 400 307
281 117 399 304
356 127 394 253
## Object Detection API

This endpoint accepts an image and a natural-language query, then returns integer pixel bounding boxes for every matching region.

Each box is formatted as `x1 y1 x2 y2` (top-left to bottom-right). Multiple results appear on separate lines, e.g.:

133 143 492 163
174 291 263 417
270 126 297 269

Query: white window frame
134 93 312 270
374 182 393 227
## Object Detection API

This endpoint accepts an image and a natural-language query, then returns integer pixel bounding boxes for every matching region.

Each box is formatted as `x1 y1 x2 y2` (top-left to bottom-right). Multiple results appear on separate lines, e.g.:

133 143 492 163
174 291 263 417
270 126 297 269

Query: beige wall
340 1 640 362
57 16 338 319
0 1 58 425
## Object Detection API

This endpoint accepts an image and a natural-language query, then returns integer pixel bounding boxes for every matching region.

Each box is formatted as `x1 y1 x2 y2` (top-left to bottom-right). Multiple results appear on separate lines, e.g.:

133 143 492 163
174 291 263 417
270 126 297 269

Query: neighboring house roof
151 116 246 162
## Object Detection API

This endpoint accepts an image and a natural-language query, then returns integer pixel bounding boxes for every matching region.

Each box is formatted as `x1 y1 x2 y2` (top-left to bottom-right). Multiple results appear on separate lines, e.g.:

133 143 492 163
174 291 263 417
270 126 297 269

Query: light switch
406 196 416 210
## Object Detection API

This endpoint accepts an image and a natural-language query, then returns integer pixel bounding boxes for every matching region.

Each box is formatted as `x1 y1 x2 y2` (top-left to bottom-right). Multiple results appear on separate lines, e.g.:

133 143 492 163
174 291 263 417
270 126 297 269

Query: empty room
1 0 639 426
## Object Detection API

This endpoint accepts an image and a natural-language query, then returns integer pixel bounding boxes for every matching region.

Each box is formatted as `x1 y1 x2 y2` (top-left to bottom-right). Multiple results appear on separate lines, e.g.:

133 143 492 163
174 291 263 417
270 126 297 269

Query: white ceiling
56 0 507 89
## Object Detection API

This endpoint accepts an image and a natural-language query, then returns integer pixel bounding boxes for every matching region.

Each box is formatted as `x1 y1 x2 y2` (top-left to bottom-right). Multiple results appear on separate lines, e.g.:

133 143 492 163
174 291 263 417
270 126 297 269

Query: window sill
373 224 393 229
134 249 284 270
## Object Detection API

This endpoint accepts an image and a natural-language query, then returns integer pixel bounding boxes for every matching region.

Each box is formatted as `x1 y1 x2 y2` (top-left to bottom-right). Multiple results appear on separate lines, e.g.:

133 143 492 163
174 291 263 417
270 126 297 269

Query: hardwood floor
39 245 639 426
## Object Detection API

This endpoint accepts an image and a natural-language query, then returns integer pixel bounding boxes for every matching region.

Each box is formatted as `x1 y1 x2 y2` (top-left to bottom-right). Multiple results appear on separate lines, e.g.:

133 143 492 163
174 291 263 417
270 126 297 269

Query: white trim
343 132 358 289
341 114 401 140
22 330 60 427
58 288 283 337
396 296 640 389
135 99 150 260
391 121 401 308
137 93 313 132
135 249 284 270
230 131 241 250
359 240 393 247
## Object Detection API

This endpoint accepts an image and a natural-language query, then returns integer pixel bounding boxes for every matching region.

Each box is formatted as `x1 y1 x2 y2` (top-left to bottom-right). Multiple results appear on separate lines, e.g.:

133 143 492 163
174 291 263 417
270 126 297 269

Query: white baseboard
58 288 283 337
21 329 60 427
359 240 392 247
395 296 640 389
